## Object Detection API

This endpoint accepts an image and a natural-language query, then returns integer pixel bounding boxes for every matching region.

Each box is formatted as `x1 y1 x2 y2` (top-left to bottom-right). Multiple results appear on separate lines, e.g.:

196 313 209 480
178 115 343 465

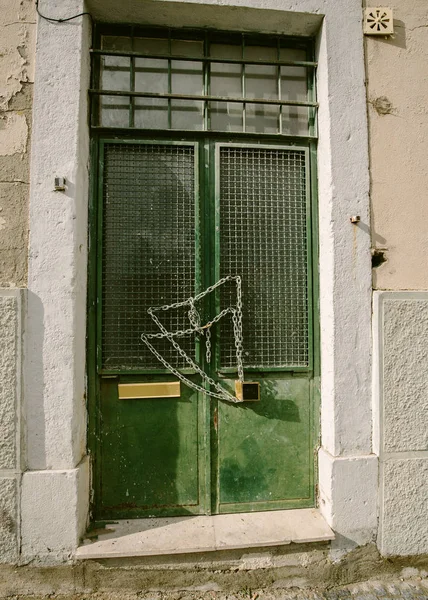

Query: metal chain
205 327 212 364
141 275 244 403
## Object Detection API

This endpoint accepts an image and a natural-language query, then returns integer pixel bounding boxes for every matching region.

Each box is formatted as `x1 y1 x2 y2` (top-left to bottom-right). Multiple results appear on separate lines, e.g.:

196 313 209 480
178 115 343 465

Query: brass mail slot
235 381 260 402
118 382 181 399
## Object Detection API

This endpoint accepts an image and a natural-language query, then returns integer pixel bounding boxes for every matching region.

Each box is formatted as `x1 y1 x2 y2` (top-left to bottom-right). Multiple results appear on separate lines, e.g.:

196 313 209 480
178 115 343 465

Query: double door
90 137 317 519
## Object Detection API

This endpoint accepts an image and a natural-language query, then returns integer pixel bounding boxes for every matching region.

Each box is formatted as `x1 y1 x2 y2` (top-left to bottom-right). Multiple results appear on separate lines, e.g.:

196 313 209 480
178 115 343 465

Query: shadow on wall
25 291 46 469
367 19 406 50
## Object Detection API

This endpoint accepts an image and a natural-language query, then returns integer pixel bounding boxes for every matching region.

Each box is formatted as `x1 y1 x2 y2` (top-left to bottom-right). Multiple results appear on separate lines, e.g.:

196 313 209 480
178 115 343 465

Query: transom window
90 27 317 136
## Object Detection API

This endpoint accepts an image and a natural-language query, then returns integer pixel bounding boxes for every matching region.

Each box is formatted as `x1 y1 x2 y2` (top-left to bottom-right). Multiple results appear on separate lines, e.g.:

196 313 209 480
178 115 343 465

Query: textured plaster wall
374 293 428 556
0 296 20 470
0 0 36 287
365 1 428 290
367 1 428 556
0 290 24 564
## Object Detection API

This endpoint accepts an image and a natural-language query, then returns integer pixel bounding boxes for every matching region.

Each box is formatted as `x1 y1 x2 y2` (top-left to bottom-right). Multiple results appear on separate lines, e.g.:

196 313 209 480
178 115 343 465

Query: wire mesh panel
101 142 197 370
219 145 309 368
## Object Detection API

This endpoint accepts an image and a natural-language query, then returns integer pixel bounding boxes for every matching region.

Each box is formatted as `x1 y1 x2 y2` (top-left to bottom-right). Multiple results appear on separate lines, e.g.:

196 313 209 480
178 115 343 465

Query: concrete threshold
76 508 334 559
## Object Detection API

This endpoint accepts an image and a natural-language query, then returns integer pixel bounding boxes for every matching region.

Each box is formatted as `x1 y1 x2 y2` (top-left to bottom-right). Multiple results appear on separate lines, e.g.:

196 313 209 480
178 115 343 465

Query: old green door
88 26 318 520
213 143 315 513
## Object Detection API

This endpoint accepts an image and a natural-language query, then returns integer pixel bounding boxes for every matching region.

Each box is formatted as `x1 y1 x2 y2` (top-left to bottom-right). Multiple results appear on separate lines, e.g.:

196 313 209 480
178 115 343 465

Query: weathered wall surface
366 0 428 557
365 1 428 290
0 0 36 287
0 290 24 564
373 292 428 556
0 0 35 565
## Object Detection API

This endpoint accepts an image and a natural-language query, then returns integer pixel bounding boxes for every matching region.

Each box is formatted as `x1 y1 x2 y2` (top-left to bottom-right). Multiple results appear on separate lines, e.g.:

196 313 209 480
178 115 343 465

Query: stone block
380 458 428 556
21 458 89 563
383 298 428 453
318 448 378 545
0 477 19 564
0 251 28 289
0 151 31 183
0 293 19 470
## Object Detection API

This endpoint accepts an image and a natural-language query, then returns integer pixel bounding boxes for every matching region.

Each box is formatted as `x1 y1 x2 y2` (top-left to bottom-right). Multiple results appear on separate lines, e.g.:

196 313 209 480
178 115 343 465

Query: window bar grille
129 29 135 128
167 33 172 129
203 31 209 131
91 89 316 108
91 41 101 127
277 38 283 135
242 36 246 133
91 28 318 135
90 49 318 69
308 49 317 138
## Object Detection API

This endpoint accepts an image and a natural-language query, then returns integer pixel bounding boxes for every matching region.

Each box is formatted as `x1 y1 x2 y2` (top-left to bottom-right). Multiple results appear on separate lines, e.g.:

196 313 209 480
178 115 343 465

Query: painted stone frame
23 0 375 561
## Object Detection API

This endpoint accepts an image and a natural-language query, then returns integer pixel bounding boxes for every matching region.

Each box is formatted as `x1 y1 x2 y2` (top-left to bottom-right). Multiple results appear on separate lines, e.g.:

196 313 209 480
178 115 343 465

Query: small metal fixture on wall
364 8 394 35
54 177 66 191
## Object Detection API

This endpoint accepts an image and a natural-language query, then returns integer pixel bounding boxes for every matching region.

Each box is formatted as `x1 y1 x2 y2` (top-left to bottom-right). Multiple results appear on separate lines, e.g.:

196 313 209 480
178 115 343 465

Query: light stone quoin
374 292 428 556
0 290 23 564
21 0 374 562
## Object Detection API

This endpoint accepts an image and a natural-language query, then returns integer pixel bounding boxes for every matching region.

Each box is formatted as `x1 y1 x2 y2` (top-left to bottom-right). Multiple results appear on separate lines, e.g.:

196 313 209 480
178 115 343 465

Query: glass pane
171 60 203 95
245 46 277 101
210 43 241 60
279 47 308 103
279 47 307 62
171 39 203 57
133 37 169 55
281 106 309 136
245 64 277 100
101 36 132 51
210 43 242 130
134 98 168 129
171 100 203 130
209 101 243 132
211 62 242 98
280 66 307 102
245 44 277 62
101 56 130 92
135 58 168 94
100 95 129 127
246 103 279 134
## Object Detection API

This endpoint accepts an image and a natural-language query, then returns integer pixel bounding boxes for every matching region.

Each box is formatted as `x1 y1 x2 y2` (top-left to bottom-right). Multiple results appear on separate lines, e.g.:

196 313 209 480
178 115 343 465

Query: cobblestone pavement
4 579 428 600
241 579 428 600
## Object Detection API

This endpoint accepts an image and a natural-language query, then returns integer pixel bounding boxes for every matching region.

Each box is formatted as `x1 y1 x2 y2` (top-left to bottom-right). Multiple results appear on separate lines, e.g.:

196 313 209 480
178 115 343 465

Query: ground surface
3 580 428 600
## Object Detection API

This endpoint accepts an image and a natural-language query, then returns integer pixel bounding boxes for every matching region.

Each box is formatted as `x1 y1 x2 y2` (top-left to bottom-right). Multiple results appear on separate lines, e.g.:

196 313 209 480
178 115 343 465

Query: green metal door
90 137 317 519
214 143 315 513
94 140 209 518
88 25 318 521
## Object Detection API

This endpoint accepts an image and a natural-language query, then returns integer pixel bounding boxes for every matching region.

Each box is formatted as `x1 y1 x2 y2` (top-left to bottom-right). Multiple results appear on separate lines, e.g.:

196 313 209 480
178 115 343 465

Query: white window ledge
76 508 334 559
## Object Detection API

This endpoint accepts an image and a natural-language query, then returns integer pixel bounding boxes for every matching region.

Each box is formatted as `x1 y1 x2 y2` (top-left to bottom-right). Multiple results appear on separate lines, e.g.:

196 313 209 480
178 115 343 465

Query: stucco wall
0 0 35 287
0 290 24 564
366 0 428 557
365 1 428 290
373 293 428 556
0 0 35 566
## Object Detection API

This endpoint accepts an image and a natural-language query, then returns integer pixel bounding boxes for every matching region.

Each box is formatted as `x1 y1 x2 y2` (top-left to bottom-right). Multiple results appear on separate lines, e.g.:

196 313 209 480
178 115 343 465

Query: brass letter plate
118 382 181 399
235 381 260 402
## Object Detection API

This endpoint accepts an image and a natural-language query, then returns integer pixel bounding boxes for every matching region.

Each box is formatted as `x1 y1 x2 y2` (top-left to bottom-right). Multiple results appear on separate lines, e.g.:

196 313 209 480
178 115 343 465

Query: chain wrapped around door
141 275 245 403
